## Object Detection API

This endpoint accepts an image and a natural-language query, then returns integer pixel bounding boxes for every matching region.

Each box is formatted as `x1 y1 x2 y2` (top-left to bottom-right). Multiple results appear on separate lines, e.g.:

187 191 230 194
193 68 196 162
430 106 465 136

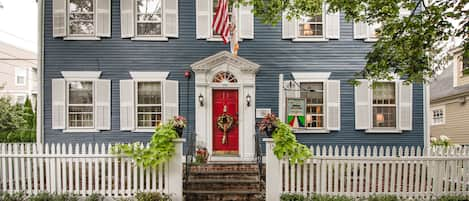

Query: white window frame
66 80 95 130
65 0 99 40
135 0 164 38
15 68 26 86
135 81 163 130
431 106 445 126
297 8 326 39
371 81 398 129
299 81 326 129
290 72 331 133
207 0 239 42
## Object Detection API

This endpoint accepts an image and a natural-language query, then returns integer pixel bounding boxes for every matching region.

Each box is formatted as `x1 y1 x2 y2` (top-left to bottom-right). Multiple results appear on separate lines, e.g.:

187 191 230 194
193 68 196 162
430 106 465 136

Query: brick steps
184 163 264 201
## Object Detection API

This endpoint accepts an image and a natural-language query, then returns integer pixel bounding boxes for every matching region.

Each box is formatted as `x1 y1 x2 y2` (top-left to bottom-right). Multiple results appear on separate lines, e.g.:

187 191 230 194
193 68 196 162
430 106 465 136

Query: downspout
424 83 430 151
36 0 44 143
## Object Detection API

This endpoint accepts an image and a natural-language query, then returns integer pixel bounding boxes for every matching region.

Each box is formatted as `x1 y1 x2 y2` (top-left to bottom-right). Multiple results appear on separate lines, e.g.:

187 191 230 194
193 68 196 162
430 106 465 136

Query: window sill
365 129 402 134
63 37 101 41
133 129 155 133
292 38 328 42
364 38 379 43
205 37 244 42
293 129 330 134
63 129 100 133
131 37 168 41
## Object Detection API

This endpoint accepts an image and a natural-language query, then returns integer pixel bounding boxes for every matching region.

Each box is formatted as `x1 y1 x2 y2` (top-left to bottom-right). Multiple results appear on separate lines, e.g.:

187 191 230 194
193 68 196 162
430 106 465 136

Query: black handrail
255 133 264 182
184 131 196 182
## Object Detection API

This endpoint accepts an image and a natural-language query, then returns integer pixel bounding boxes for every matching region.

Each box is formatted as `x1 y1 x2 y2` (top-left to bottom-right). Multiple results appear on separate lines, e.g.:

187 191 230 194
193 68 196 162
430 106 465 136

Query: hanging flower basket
169 115 187 138
257 113 279 137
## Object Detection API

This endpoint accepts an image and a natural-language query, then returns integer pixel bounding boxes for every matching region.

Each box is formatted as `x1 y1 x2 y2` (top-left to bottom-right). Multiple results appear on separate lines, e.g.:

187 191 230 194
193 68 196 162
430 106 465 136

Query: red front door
212 89 239 155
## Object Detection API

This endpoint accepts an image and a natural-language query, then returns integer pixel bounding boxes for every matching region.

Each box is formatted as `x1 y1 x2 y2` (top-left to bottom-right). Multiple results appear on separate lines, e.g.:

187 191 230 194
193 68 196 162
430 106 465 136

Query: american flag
212 0 230 44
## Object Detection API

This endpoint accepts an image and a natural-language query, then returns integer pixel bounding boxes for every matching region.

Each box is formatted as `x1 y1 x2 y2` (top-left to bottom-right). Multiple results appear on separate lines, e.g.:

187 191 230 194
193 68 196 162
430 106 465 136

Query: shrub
85 194 104 201
366 195 399 201
437 195 469 201
134 192 171 201
0 192 27 201
28 192 79 201
280 193 308 201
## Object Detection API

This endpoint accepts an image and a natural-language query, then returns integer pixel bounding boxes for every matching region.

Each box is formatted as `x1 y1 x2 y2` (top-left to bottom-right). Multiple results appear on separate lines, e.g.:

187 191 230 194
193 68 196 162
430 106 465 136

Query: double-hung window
120 72 179 132
15 68 26 86
136 0 163 37
196 0 254 40
282 4 339 41
462 53 469 76
68 0 95 36
280 73 341 132
67 81 94 128
354 80 413 132
136 81 162 128
298 14 324 38
52 71 111 132
432 107 445 125
52 0 111 39
121 0 178 40
300 82 325 128
372 82 396 128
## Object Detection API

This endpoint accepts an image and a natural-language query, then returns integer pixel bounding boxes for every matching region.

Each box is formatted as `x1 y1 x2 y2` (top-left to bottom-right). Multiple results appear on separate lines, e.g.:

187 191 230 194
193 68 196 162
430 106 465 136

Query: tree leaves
272 120 312 164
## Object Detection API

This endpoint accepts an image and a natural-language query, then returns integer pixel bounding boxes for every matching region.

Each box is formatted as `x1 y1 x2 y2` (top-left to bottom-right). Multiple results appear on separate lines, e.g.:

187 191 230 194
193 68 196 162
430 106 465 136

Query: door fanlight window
212 71 238 83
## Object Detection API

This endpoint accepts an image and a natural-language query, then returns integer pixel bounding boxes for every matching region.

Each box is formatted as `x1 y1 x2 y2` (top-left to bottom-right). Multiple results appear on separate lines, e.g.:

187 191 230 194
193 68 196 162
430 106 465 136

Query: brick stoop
184 163 265 201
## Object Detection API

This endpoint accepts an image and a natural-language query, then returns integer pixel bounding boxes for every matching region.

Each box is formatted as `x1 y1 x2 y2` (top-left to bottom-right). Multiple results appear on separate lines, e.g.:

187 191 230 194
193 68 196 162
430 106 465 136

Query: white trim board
130 71 169 80
61 71 102 79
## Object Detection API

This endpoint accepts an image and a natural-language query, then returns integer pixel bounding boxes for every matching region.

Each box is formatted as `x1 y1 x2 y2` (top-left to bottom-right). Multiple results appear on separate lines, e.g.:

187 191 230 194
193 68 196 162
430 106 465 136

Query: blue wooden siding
42 0 424 147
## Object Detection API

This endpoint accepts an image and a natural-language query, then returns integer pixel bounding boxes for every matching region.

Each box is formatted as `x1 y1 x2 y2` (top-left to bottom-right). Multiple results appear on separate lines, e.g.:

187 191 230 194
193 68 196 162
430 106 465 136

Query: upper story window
298 14 324 37
68 0 95 36
16 95 26 105
15 68 26 86
53 0 110 39
431 106 445 125
300 82 324 128
136 81 162 128
282 4 339 41
136 0 163 37
68 81 94 128
462 53 469 76
196 0 253 41
372 82 396 128
121 0 178 40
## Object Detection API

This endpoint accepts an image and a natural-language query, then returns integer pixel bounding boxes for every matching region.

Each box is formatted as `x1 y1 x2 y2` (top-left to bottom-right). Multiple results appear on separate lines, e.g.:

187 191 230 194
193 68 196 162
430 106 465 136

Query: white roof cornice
190 51 260 73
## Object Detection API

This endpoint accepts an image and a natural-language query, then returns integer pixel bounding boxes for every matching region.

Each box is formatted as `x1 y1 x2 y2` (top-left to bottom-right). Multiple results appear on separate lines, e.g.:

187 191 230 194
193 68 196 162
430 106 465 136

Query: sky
0 0 38 53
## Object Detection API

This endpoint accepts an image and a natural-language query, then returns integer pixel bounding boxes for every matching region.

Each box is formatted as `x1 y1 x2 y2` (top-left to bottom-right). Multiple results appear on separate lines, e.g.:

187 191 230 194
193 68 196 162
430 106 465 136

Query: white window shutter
120 0 135 38
325 4 340 39
284 80 300 98
354 80 371 129
239 2 254 39
52 0 66 37
164 0 178 38
353 21 368 39
399 81 413 131
163 80 179 123
52 79 66 129
96 0 111 37
196 0 211 39
327 80 340 131
95 80 111 130
282 13 297 39
120 80 135 131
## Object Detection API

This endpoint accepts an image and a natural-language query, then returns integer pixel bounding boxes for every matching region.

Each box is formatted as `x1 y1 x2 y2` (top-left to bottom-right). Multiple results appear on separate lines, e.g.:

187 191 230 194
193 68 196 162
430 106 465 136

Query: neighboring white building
0 41 38 105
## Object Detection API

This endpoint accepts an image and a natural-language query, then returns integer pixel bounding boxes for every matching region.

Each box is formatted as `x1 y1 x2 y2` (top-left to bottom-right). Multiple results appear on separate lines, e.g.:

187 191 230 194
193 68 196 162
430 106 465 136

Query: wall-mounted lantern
246 94 251 107
199 94 204 107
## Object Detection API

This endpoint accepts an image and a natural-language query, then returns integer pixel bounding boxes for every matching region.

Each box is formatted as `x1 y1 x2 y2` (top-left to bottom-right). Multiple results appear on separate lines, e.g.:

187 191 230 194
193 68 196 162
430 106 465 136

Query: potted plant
169 115 187 138
256 113 279 137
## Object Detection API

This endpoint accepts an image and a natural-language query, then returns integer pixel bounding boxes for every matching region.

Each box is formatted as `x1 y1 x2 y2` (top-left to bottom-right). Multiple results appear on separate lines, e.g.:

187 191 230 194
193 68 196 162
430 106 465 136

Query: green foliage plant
112 123 179 167
134 192 172 201
84 194 104 201
272 120 312 164
0 192 27 201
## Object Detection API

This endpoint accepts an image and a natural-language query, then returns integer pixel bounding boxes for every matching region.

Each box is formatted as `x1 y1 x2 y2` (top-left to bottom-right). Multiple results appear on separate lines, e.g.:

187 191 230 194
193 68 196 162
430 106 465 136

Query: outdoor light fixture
246 94 251 107
199 94 204 107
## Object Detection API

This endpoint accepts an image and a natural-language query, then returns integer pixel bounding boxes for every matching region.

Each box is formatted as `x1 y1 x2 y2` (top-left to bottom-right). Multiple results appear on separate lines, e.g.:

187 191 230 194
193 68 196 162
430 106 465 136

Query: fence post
265 138 281 201
168 139 185 201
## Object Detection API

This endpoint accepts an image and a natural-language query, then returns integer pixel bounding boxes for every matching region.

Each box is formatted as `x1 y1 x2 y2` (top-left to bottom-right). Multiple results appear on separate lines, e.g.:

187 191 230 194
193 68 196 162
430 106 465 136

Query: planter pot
265 125 277 137
174 127 184 138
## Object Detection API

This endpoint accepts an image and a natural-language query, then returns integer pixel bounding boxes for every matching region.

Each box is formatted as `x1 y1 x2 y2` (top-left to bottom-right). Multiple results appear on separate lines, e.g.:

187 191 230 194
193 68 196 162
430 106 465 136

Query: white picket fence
0 140 185 201
265 139 469 201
